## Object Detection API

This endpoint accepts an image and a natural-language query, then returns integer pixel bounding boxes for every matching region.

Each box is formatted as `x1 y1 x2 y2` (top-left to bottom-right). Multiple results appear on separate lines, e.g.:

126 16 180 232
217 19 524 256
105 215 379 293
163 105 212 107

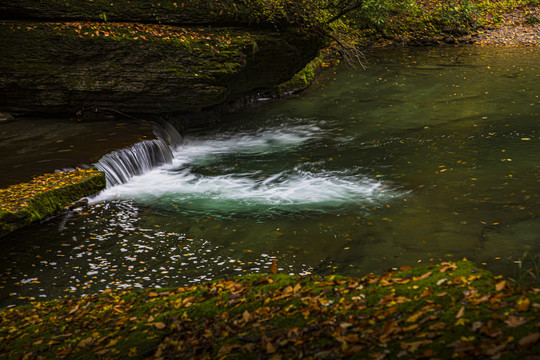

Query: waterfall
95 122 182 187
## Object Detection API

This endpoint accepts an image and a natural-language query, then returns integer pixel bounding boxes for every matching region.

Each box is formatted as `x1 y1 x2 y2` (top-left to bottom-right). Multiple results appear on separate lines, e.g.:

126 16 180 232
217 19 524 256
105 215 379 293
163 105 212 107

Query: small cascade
95 121 183 187
152 120 184 149
96 140 173 186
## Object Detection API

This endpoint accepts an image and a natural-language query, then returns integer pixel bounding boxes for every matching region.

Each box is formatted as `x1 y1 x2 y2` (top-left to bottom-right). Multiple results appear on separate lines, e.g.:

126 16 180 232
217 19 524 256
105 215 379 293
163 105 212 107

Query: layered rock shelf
0 0 322 119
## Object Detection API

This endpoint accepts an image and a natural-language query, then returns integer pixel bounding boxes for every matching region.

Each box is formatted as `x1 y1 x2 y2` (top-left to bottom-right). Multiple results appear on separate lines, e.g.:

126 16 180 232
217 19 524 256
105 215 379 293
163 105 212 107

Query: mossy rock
0 169 106 238
0 22 320 117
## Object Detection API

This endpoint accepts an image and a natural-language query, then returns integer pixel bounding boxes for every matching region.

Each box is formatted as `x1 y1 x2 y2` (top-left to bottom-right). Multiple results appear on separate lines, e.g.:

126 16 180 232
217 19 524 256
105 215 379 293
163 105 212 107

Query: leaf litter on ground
2 260 540 359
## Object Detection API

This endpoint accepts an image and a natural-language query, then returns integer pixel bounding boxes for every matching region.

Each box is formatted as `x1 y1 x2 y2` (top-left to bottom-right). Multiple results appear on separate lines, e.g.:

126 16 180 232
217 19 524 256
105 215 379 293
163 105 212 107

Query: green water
1 46 538 306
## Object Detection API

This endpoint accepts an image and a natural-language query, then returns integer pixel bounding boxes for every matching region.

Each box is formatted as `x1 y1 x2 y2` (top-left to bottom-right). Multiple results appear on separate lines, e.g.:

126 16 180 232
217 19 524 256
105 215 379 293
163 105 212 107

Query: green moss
0 169 105 238
273 52 327 96
3 261 540 358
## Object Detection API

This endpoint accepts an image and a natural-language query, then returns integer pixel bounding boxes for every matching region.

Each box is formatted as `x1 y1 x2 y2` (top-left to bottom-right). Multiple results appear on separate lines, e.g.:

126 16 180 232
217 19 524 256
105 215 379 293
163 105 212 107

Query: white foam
92 122 399 213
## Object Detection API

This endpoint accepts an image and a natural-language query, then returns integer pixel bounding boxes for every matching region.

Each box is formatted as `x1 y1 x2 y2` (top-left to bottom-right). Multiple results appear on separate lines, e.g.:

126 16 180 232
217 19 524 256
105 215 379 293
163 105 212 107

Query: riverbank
475 5 540 45
2 260 540 359
357 1 540 48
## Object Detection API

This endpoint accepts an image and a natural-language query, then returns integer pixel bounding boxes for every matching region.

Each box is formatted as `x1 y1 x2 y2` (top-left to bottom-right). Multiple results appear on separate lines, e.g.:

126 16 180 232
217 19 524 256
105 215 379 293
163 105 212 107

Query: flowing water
1 46 539 306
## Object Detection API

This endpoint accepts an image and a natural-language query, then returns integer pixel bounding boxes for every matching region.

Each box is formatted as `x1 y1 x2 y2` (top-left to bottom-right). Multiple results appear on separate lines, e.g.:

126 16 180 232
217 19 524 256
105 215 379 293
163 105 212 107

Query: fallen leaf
243 310 251 323
154 322 166 330
266 342 276 354
439 262 457 272
495 280 507 291
77 337 93 348
413 271 432 281
505 315 527 328
517 297 530 312
406 311 424 323
271 259 278 275
518 332 540 349
456 306 465 319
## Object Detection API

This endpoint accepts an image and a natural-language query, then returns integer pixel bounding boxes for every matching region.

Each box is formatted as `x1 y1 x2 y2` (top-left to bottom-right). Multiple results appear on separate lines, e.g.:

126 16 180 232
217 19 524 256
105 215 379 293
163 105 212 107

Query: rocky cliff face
0 1 322 120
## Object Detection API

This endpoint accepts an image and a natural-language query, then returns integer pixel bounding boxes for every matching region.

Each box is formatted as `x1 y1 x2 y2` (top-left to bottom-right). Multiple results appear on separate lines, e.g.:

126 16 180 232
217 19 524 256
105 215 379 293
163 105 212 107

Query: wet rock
0 22 320 118
0 170 106 238
0 112 14 123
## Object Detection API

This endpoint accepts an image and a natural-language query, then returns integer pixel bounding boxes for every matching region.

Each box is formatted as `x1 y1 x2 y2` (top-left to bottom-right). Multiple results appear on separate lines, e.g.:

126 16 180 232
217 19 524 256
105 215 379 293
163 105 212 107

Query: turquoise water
1 46 538 306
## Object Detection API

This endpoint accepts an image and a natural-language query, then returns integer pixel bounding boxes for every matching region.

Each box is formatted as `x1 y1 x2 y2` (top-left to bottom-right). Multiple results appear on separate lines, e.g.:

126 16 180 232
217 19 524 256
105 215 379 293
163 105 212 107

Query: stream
1 46 538 307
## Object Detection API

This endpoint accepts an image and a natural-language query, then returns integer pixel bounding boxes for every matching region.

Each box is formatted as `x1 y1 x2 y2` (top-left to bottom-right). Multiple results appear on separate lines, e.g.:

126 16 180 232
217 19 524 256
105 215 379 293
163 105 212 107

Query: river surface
1 46 539 306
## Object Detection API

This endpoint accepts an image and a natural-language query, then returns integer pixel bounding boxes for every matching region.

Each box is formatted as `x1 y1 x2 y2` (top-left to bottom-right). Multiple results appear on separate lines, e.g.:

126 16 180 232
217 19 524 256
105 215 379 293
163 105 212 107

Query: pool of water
1 46 538 306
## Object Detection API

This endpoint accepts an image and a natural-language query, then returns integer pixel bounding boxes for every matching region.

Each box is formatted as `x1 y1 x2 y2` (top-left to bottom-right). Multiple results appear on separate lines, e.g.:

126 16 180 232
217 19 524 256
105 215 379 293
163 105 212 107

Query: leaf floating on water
270 259 278 275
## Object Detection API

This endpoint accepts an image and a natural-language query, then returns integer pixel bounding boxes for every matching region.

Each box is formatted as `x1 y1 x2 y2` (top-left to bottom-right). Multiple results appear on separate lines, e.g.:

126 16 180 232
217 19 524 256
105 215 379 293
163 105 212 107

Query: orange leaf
495 280 507 291
413 271 432 281
154 322 166 330
455 306 465 319
517 297 531 312
270 259 278 275
439 262 457 272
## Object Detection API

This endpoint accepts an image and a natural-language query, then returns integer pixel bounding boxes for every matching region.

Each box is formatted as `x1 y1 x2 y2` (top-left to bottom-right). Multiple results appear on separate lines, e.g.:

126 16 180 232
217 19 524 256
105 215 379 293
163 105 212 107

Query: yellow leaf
406 311 424 323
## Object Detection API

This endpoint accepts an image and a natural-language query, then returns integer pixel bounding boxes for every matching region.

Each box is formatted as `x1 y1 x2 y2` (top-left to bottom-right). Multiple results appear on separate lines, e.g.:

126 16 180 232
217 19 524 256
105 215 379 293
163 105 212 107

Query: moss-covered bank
0 169 105 238
1 260 540 359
